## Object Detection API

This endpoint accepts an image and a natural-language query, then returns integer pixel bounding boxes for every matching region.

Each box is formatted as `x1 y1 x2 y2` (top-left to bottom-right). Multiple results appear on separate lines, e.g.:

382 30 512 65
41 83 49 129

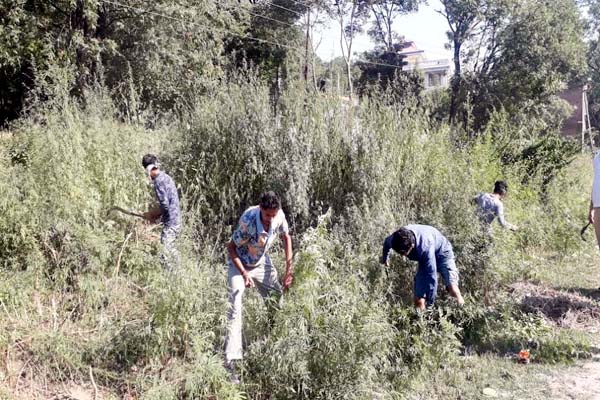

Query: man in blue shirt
381 225 464 310
141 154 181 271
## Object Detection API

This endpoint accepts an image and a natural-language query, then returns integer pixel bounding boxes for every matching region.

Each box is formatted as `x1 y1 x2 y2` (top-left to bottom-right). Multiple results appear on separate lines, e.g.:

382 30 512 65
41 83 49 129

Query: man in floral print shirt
224 191 293 383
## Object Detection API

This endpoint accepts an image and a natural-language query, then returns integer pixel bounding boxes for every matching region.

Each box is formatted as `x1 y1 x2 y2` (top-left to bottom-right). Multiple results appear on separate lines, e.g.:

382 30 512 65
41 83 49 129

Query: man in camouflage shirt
142 154 181 271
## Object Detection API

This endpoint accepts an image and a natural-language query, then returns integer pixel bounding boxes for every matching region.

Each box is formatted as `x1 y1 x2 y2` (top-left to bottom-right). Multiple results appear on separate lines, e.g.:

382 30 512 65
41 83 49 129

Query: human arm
381 235 393 266
590 199 595 224
496 202 518 231
281 233 293 290
227 240 255 288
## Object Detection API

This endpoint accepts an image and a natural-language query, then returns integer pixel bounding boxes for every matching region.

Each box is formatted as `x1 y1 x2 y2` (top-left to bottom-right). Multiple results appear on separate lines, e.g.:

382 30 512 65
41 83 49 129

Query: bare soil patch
509 282 600 399
546 354 600 400
509 282 600 332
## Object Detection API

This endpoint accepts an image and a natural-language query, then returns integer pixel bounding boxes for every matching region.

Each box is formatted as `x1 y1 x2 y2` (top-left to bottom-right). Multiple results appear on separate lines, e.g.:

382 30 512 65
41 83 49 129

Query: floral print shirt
230 206 289 268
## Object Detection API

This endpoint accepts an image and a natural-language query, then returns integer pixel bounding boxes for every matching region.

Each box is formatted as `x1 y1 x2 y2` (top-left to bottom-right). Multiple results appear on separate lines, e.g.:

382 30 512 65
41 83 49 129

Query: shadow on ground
556 287 600 302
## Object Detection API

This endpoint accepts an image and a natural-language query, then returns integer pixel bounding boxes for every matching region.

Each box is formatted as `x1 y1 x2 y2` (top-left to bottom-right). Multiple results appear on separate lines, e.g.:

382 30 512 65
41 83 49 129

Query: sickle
107 206 145 219
581 222 592 241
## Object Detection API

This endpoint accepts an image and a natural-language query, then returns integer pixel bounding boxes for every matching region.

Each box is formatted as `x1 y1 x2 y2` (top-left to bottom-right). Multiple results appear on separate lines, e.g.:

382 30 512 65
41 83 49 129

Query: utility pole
582 80 595 153
303 10 311 82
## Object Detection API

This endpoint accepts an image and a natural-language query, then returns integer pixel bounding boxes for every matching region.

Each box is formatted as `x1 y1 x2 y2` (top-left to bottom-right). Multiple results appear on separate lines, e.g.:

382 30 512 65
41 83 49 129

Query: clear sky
313 0 452 61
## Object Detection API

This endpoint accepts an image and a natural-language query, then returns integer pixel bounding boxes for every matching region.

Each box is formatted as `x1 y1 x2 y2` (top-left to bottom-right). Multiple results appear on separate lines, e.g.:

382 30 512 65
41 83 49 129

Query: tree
355 43 423 103
0 0 280 123
583 0 600 127
438 0 489 124
440 0 586 130
321 0 370 98
475 0 585 127
367 0 422 52
225 0 307 82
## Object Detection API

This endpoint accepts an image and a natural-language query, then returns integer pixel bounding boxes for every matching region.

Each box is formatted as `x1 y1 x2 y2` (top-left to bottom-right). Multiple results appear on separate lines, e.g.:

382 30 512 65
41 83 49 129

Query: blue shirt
382 225 455 305
382 224 453 269
230 206 289 268
153 171 181 228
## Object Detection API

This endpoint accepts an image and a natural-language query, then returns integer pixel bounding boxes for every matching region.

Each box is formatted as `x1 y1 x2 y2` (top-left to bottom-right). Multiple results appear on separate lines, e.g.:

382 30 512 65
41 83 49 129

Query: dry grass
510 282 600 332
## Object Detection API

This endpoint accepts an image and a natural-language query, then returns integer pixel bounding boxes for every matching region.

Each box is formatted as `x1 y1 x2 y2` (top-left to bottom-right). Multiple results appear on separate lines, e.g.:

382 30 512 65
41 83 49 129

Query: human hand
242 271 255 288
283 271 293 290
589 209 595 225
143 211 159 224
142 212 154 224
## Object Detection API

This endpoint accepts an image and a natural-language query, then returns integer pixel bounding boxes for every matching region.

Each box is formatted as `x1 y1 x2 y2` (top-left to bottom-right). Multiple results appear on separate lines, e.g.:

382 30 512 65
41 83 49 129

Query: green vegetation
1 74 597 398
1 0 600 398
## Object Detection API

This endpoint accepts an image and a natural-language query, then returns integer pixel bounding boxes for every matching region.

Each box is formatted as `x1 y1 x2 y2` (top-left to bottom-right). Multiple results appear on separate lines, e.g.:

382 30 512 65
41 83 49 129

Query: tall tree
355 43 423 103
438 0 488 124
473 0 585 129
484 0 584 102
440 0 585 129
367 0 422 51
0 0 283 122
227 0 307 81
322 0 370 98
583 0 600 127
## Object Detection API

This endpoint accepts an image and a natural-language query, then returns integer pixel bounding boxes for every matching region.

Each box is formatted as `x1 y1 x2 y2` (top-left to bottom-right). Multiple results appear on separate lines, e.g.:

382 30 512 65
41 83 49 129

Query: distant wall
559 87 582 138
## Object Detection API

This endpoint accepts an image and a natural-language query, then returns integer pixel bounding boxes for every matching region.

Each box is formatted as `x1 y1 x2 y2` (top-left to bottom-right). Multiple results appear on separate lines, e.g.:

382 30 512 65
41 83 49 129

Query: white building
399 41 452 90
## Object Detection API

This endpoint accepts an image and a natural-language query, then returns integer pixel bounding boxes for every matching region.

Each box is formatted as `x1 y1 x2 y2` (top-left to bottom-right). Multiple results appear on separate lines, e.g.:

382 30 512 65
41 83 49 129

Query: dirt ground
509 282 600 333
510 282 600 400
546 355 600 400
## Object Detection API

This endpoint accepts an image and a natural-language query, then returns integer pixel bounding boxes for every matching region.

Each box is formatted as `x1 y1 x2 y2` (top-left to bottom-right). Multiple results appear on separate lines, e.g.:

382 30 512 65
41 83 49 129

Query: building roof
399 41 424 56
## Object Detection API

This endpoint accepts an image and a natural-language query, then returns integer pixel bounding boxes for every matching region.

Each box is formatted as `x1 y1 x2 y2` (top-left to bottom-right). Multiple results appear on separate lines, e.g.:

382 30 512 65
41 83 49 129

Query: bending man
381 225 464 310
141 154 181 270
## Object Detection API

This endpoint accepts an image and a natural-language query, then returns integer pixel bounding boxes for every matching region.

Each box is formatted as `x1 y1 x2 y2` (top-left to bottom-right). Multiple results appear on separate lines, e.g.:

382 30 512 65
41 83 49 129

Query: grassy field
1 87 599 399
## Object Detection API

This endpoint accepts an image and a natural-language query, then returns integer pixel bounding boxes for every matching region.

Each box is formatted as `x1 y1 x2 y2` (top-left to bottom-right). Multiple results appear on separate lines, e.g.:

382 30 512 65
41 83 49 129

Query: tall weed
0 74 594 398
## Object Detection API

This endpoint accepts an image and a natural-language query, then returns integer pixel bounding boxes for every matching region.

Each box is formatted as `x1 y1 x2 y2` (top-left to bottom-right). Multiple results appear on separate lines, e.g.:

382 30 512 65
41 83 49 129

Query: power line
100 0 407 70
99 0 298 49
242 5 299 28
282 0 313 8
266 1 305 18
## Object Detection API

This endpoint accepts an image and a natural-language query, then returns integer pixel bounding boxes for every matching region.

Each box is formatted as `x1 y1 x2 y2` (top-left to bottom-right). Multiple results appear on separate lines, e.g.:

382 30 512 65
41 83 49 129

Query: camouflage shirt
153 171 181 228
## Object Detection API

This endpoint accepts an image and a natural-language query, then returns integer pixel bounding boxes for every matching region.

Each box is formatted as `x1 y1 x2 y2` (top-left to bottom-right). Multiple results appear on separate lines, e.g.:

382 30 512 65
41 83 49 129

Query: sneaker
224 360 241 385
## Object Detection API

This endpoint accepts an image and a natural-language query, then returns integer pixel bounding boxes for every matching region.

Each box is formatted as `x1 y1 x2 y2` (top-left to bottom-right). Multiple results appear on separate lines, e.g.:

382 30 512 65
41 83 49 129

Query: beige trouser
592 208 600 250
224 258 282 361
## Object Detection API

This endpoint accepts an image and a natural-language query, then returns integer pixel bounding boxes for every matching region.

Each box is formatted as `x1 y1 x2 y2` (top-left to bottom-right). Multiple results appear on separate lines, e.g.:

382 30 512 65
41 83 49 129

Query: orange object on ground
518 349 530 364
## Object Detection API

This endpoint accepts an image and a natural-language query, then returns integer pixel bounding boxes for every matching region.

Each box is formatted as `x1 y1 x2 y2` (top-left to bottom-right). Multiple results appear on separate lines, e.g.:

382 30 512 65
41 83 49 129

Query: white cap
145 163 158 177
